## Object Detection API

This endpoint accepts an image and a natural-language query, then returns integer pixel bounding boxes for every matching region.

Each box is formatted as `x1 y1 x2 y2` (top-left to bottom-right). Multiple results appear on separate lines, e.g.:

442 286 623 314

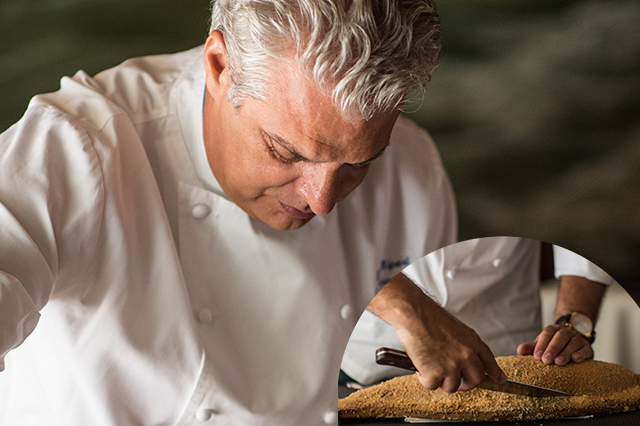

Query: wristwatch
555 312 595 344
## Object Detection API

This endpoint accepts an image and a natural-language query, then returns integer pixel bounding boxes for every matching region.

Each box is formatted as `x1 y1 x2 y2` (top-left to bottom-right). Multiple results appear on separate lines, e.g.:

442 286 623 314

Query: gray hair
210 0 441 121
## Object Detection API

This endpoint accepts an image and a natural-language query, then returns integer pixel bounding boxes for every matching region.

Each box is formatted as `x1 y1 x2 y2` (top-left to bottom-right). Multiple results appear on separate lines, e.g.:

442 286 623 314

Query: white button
492 258 502 268
323 410 338 424
197 309 213 324
340 304 353 320
445 268 457 279
192 204 211 219
195 408 214 421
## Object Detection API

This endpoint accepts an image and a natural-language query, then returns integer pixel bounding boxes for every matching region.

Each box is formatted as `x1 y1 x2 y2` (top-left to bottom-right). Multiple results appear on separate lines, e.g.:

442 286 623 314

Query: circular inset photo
338 237 640 424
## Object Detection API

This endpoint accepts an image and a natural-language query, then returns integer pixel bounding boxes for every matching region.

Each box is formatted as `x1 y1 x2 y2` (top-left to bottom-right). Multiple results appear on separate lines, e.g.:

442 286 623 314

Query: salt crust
338 356 640 421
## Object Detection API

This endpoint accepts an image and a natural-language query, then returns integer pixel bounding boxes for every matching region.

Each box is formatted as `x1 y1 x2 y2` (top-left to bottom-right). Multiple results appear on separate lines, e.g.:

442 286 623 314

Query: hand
517 324 593 365
395 302 507 393
367 272 507 394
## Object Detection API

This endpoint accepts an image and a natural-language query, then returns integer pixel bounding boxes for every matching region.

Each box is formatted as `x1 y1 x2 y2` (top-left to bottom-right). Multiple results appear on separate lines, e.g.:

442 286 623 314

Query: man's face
203 40 399 231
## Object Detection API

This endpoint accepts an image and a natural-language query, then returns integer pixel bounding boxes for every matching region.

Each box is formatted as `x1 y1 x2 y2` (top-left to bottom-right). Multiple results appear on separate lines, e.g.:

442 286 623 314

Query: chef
0 1 456 425
342 237 613 392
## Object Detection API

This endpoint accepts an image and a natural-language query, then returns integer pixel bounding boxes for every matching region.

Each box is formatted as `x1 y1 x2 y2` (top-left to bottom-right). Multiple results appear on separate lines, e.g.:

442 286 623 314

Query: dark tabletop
338 386 640 426
338 411 640 426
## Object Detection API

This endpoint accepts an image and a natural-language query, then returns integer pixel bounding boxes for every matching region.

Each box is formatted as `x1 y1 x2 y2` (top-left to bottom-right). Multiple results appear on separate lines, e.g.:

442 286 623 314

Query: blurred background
1 0 639 286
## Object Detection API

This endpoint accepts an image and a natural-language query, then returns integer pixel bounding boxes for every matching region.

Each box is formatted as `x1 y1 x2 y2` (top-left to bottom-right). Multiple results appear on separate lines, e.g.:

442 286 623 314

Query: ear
204 30 231 98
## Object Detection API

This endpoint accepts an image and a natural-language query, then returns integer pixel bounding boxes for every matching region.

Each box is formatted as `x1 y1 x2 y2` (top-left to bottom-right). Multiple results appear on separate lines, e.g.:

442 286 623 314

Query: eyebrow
265 132 390 167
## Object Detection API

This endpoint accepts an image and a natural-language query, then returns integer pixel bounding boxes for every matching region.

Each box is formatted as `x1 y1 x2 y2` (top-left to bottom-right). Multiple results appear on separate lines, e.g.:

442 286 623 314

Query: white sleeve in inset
401 249 448 307
553 245 615 286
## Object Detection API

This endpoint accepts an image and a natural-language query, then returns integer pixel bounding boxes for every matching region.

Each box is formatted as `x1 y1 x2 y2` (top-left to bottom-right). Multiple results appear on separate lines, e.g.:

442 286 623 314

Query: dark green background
1 0 639 283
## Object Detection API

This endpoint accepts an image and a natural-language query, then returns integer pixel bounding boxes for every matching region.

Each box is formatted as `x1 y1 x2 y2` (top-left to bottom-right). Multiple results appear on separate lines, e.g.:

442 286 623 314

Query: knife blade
375 347 573 397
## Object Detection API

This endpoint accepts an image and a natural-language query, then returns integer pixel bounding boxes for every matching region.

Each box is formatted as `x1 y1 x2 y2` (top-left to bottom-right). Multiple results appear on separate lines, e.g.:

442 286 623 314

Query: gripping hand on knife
367 272 507 393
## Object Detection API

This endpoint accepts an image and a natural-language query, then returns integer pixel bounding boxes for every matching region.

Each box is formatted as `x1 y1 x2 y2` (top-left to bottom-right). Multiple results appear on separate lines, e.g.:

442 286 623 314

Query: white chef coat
0 46 456 425
341 237 613 385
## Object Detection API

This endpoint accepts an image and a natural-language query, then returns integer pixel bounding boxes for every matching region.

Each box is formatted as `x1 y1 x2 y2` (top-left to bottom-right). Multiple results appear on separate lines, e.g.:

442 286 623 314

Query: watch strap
555 313 596 344
555 314 572 326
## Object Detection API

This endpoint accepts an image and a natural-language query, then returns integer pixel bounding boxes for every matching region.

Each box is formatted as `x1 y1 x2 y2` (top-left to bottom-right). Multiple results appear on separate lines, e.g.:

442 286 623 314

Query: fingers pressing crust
530 324 593 365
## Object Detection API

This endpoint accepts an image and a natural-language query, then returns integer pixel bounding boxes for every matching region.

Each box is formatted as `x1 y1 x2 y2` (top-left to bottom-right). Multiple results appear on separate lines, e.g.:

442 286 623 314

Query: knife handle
375 347 417 371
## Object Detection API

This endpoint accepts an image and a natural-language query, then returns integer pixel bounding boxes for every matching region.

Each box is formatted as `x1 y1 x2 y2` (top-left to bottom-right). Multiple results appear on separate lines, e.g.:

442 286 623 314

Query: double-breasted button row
194 408 337 423
445 257 504 280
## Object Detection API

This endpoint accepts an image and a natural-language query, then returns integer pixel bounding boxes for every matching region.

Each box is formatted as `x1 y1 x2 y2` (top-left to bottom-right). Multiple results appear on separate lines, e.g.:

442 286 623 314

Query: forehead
247 60 399 162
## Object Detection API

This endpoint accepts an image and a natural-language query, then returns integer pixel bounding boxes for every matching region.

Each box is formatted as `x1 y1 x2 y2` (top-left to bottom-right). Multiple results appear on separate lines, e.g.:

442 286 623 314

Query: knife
375 347 573 397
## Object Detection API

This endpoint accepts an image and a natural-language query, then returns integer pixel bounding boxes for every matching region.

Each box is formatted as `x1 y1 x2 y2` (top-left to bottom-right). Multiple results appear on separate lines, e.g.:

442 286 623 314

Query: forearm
367 272 505 392
555 275 607 324
367 272 437 333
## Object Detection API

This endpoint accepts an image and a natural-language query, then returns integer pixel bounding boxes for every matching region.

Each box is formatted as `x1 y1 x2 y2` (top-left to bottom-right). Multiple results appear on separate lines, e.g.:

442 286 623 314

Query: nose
296 164 343 216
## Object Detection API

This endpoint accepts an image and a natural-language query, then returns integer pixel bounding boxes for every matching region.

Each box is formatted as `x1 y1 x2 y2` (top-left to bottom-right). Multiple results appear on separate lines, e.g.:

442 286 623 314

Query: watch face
571 312 593 335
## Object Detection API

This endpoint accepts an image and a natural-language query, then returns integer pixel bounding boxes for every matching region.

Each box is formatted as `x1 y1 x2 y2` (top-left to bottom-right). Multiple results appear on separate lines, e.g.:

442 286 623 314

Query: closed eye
348 158 375 169
264 131 389 168
347 143 389 168
265 134 304 164
267 145 302 164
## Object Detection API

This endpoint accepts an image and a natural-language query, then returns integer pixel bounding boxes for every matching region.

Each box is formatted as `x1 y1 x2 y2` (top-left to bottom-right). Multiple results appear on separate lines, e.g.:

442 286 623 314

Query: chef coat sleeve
0 103 104 370
401 250 447 306
553 246 615 286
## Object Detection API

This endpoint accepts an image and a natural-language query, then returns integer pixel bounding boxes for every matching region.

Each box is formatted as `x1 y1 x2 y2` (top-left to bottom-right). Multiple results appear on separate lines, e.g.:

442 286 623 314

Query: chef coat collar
175 47 227 199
